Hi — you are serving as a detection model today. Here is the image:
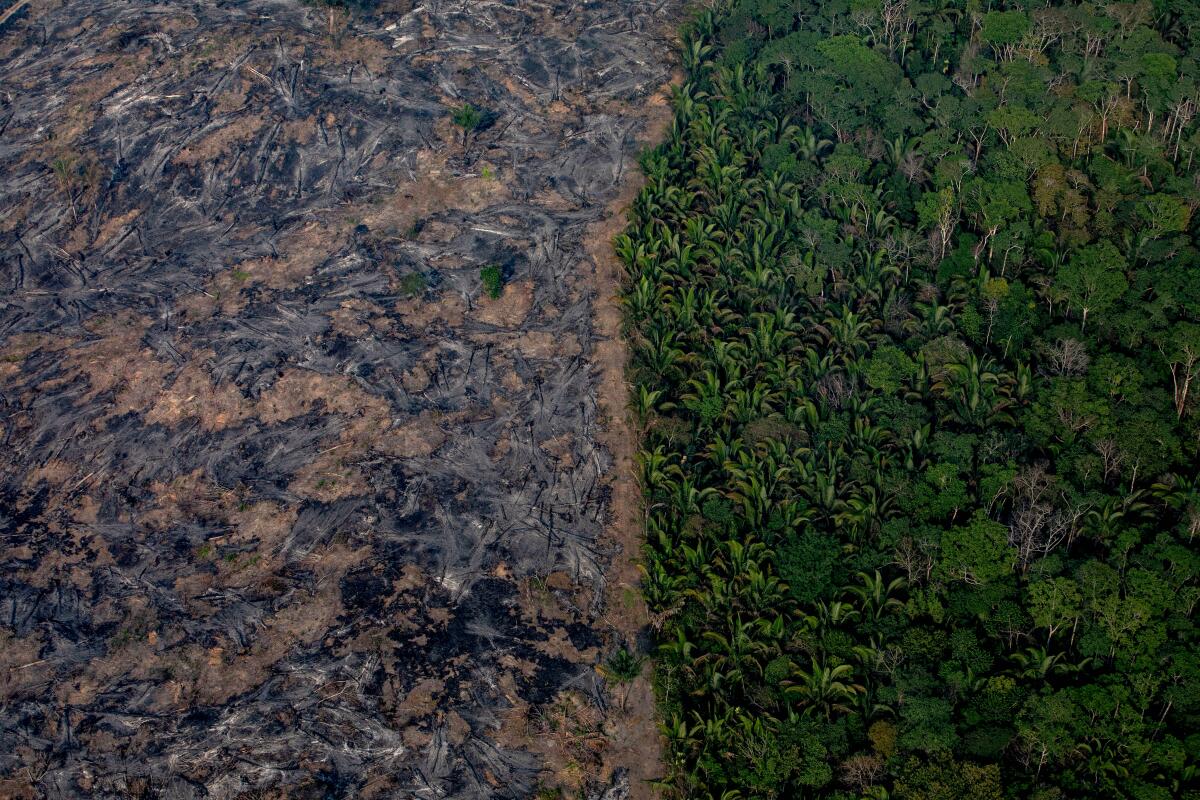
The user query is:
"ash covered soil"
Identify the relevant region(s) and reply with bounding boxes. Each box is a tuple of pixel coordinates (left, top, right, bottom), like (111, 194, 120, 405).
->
(0, 1, 678, 797)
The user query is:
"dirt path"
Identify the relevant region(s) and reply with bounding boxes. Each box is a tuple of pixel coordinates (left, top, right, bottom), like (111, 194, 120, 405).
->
(0, 1, 678, 797)
(580, 73, 680, 799)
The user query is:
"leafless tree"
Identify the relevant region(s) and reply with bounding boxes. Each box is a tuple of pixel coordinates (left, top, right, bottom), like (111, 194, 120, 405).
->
(893, 535, 935, 585)
(1043, 337, 1090, 376)
(815, 371, 852, 410)
(1094, 438, 1125, 484)
(841, 754, 885, 791)
(1008, 465, 1090, 570)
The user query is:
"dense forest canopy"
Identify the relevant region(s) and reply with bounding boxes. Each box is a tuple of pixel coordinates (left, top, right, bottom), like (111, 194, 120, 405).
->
(618, 0, 1200, 797)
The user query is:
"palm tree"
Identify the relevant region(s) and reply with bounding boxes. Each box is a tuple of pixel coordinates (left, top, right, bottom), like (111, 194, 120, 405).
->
(681, 37, 715, 75)
(786, 658, 866, 719)
(1152, 473, 1200, 542)
(794, 126, 834, 162)
(815, 599, 861, 629)
(601, 647, 647, 710)
(933, 354, 1015, 427)
(631, 385, 675, 430)
(640, 556, 685, 612)
(1009, 646, 1092, 680)
(699, 615, 773, 692)
(451, 103, 485, 146)
(845, 570, 907, 620)
(637, 447, 684, 497)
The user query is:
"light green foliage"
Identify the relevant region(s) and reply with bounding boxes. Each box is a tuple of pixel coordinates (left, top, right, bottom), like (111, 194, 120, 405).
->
(1054, 241, 1128, 330)
(864, 345, 916, 394)
(939, 512, 1015, 585)
(1137, 193, 1192, 239)
(1027, 578, 1082, 640)
(451, 103, 486, 145)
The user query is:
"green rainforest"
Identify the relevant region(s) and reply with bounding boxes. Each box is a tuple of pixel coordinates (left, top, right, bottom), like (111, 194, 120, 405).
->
(618, 0, 1200, 797)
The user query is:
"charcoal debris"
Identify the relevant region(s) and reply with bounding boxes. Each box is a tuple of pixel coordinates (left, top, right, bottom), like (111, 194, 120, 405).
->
(0, 0, 677, 796)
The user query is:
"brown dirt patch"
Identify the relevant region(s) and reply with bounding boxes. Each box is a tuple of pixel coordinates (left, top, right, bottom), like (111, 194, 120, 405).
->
(480, 329, 580, 361)
(27, 49, 152, 159)
(328, 298, 390, 338)
(161, 543, 368, 708)
(312, 30, 392, 74)
(0, 631, 46, 703)
(257, 369, 388, 424)
(394, 678, 445, 726)
(211, 77, 250, 116)
(64, 207, 142, 255)
(372, 411, 448, 459)
(227, 500, 298, 552)
(173, 113, 267, 166)
(395, 292, 467, 330)
(144, 356, 252, 431)
(539, 432, 577, 468)
(496, 685, 608, 796)
(49, 312, 154, 403)
(287, 451, 368, 503)
(235, 221, 345, 291)
(475, 279, 534, 327)
(358, 142, 508, 239)
(535, 627, 599, 663)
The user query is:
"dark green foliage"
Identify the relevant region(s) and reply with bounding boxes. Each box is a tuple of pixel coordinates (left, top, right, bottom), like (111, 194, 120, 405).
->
(602, 647, 646, 684)
(621, 1, 1200, 797)
(480, 265, 504, 299)
(777, 531, 840, 604)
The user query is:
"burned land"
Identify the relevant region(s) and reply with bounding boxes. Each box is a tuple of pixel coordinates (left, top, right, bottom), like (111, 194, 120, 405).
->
(0, 0, 678, 797)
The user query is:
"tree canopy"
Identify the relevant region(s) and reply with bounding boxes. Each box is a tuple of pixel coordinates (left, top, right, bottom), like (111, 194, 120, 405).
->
(620, 0, 1200, 797)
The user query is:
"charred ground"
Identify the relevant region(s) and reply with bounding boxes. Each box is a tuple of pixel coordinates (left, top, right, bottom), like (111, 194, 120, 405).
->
(0, 1, 677, 797)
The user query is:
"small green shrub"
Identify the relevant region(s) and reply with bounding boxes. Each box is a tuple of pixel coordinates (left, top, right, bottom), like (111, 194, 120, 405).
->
(601, 647, 646, 684)
(480, 265, 504, 298)
(400, 271, 428, 298)
(452, 103, 486, 145)
(48, 152, 101, 222)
